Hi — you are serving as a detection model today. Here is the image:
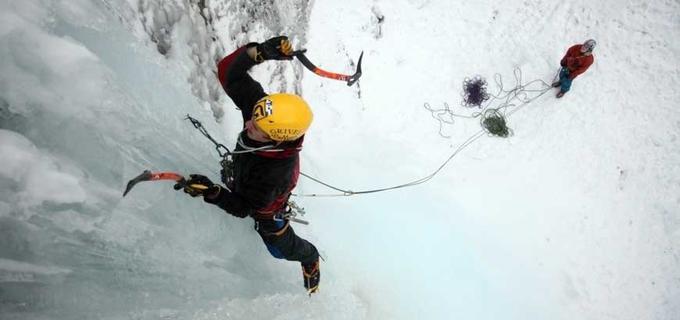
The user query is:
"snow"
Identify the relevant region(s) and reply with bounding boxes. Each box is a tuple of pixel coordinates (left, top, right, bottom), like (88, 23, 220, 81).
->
(1, 0, 679, 320)
(0, 130, 87, 208)
(0, 258, 71, 283)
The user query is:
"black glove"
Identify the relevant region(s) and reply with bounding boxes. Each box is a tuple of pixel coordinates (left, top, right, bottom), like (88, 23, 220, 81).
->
(254, 36, 294, 62)
(174, 174, 221, 198)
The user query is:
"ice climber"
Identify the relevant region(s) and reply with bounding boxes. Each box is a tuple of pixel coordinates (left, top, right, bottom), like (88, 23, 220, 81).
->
(175, 36, 321, 294)
(552, 39, 596, 98)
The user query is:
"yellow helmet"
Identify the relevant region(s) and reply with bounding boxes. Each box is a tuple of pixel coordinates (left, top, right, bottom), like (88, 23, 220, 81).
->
(252, 93, 313, 142)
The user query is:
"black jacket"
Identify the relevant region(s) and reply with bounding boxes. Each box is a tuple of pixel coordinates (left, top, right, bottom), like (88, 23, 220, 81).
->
(205, 44, 302, 219)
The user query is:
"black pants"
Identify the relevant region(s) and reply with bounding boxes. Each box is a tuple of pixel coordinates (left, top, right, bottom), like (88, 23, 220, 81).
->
(255, 219, 319, 266)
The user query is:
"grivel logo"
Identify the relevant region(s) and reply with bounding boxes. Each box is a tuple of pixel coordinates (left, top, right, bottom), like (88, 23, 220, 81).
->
(253, 99, 273, 121)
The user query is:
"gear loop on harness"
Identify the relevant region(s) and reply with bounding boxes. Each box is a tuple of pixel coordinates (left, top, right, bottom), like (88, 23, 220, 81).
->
(272, 200, 309, 225)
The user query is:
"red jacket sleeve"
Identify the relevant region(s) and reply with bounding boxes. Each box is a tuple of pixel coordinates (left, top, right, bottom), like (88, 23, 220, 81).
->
(216, 44, 267, 123)
(560, 45, 580, 66)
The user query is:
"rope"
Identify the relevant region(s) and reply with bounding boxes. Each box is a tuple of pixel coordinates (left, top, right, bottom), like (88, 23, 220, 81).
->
(294, 131, 485, 197)
(481, 108, 512, 137)
(461, 75, 491, 108)
(234, 135, 280, 153)
(491, 68, 557, 116)
(186, 114, 284, 155)
(423, 102, 480, 138)
(187, 67, 559, 198)
(423, 67, 556, 138)
(293, 67, 559, 197)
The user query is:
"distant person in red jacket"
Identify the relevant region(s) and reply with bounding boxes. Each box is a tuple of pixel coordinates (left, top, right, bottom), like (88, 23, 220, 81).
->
(552, 39, 596, 98)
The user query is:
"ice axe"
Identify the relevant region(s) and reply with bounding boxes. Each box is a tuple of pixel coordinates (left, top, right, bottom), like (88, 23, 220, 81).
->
(122, 170, 208, 197)
(292, 50, 363, 86)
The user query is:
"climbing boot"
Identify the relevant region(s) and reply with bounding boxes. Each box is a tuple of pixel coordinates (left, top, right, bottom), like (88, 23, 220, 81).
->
(302, 259, 320, 294)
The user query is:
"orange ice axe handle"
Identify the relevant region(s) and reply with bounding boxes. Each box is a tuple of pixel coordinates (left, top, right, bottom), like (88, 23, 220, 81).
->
(293, 50, 363, 86)
(123, 170, 186, 197)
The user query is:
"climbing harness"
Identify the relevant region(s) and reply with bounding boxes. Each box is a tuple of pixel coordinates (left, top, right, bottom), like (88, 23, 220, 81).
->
(275, 201, 308, 225)
(184, 115, 307, 223)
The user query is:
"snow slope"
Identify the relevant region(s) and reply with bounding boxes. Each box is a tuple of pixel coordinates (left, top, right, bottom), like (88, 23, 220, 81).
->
(300, 1, 680, 319)
(1, 0, 678, 319)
